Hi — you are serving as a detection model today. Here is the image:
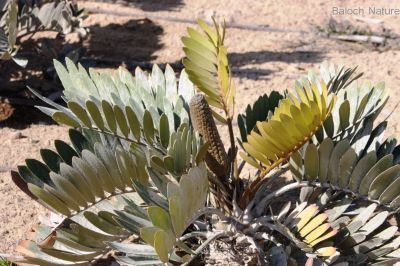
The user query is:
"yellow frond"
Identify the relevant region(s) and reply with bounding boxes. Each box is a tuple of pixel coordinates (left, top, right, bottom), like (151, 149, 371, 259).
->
(316, 246, 337, 257)
(299, 213, 328, 237)
(296, 204, 319, 231)
(240, 79, 336, 200)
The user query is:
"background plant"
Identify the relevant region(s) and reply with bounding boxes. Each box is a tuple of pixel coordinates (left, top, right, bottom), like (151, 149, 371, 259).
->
(10, 18, 400, 265)
(0, 0, 85, 67)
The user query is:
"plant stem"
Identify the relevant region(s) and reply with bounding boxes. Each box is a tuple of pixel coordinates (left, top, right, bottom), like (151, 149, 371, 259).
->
(186, 207, 228, 229)
(186, 207, 247, 233)
(82, 126, 166, 154)
(239, 160, 288, 208)
(253, 166, 289, 197)
(179, 231, 208, 242)
(237, 159, 246, 176)
(17, 28, 42, 41)
(254, 182, 309, 214)
(250, 158, 287, 192)
(69, 189, 134, 219)
(182, 231, 228, 265)
(242, 166, 288, 221)
(226, 117, 238, 179)
(246, 235, 268, 266)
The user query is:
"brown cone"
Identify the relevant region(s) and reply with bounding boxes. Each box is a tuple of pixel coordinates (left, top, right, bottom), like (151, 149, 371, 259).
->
(189, 94, 229, 179)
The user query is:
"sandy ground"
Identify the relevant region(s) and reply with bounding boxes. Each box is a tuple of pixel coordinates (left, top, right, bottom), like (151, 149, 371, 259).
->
(1, 0, 400, 259)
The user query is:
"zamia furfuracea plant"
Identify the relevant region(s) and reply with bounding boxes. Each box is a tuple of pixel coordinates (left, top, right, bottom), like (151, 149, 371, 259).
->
(1, 0, 85, 67)
(9, 18, 400, 265)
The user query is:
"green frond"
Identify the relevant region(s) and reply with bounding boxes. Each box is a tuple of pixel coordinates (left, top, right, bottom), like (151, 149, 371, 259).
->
(1, 1, 84, 66)
(13, 128, 208, 265)
(141, 164, 208, 262)
(33, 60, 206, 176)
(53, 58, 194, 132)
(291, 137, 400, 209)
(12, 130, 151, 265)
(14, 129, 148, 210)
(316, 80, 389, 149)
(32, 1, 83, 34)
(149, 123, 208, 178)
(237, 91, 284, 142)
(182, 18, 235, 121)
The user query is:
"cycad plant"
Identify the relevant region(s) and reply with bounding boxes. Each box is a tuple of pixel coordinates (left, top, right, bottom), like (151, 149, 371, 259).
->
(1, 0, 84, 67)
(10, 18, 400, 265)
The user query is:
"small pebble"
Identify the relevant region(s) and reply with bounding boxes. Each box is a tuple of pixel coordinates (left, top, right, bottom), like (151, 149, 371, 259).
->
(12, 132, 24, 140)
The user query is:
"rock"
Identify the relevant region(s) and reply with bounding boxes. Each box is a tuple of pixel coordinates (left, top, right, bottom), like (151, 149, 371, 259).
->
(12, 132, 25, 140)
(0, 101, 14, 122)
